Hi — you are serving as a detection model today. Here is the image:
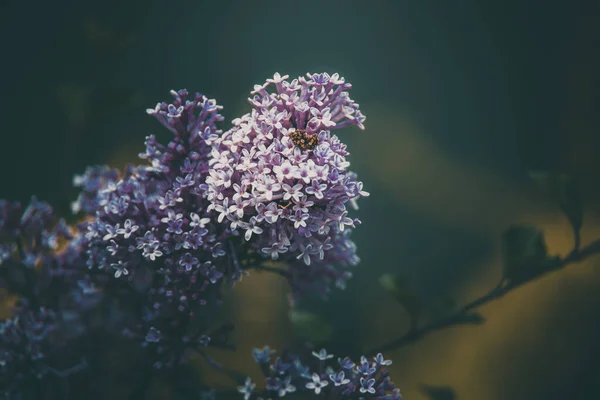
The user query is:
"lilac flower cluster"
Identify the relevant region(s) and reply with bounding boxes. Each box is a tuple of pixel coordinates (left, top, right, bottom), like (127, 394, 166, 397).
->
(206, 73, 368, 297)
(71, 165, 120, 215)
(79, 90, 243, 367)
(0, 302, 58, 391)
(0, 197, 72, 272)
(0, 199, 92, 396)
(82, 90, 232, 285)
(283, 229, 358, 301)
(0, 198, 96, 302)
(239, 346, 401, 399)
(0, 73, 373, 396)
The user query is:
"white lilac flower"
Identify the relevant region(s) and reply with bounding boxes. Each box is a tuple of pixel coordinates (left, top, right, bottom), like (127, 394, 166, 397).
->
(329, 371, 350, 386)
(111, 261, 129, 278)
(117, 219, 139, 239)
(359, 377, 376, 394)
(305, 373, 328, 394)
(252, 345, 276, 364)
(238, 377, 256, 400)
(374, 353, 393, 366)
(312, 348, 334, 360)
(278, 376, 296, 397)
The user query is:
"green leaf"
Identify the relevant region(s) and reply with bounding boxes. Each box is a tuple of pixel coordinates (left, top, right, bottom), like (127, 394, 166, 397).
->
(289, 309, 333, 343)
(529, 171, 583, 236)
(420, 384, 457, 400)
(379, 274, 423, 327)
(501, 225, 549, 281)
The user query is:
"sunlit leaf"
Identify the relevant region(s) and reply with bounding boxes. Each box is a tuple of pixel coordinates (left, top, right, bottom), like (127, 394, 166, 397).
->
(501, 225, 549, 282)
(289, 309, 333, 343)
(379, 274, 423, 327)
(529, 171, 583, 237)
(420, 384, 457, 400)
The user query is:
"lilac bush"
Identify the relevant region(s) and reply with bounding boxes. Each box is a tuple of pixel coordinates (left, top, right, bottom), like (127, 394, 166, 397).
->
(0, 72, 395, 399)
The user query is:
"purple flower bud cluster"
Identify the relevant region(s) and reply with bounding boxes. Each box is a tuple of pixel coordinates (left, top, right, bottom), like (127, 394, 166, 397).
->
(0, 299, 90, 397)
(0, 199, 92, 397)
(0, 303, 58, 390)
(79, 90, 243, 368)
(0, 199, 96, 304)
(284, 229, 358, 301)
(83, 90, 233, 308)
(1, 198, 72, 271)
(206, 73, 368, 297)
(240, 346, 401, 400)
(71, 165, 120, 215)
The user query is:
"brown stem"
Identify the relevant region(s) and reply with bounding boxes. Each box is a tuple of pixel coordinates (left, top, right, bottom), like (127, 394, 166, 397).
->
(365, 238, 600, 356)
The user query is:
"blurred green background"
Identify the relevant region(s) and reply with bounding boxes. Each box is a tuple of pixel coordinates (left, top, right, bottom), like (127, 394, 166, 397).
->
(1, 0, 600, 399)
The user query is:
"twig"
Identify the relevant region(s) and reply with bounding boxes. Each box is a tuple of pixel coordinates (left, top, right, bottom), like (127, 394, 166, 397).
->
(365, 238, 600, 356)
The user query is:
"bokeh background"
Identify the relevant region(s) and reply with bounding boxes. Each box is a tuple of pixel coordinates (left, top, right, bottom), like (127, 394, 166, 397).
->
(1, 0, 600, 399)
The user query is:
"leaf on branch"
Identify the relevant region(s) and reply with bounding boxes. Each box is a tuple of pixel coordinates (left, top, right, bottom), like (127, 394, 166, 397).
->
(501, 225, 549, 282)
(289, 309, 333, 343)
(420, 384, 457, 400)
(379, 274, 423, 328)
(528, 171, 583, 237)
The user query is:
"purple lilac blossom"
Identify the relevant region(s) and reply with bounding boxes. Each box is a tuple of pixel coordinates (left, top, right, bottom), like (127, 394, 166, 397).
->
(81, 90, 229, 298)
(79, 90, 241, 367)
(241, 346, 401, 399)
(0, 197, 91, 291)
(0, 302, 58, 391)
(284, 229, 359, 302)
(206, 72, 368, 297)
(0, 198, 71, 271)
(71, 165, 120, 215)
(0, 199, 93, 396)
(1, 74, 375, 395)
(0, 299, 90, 397)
